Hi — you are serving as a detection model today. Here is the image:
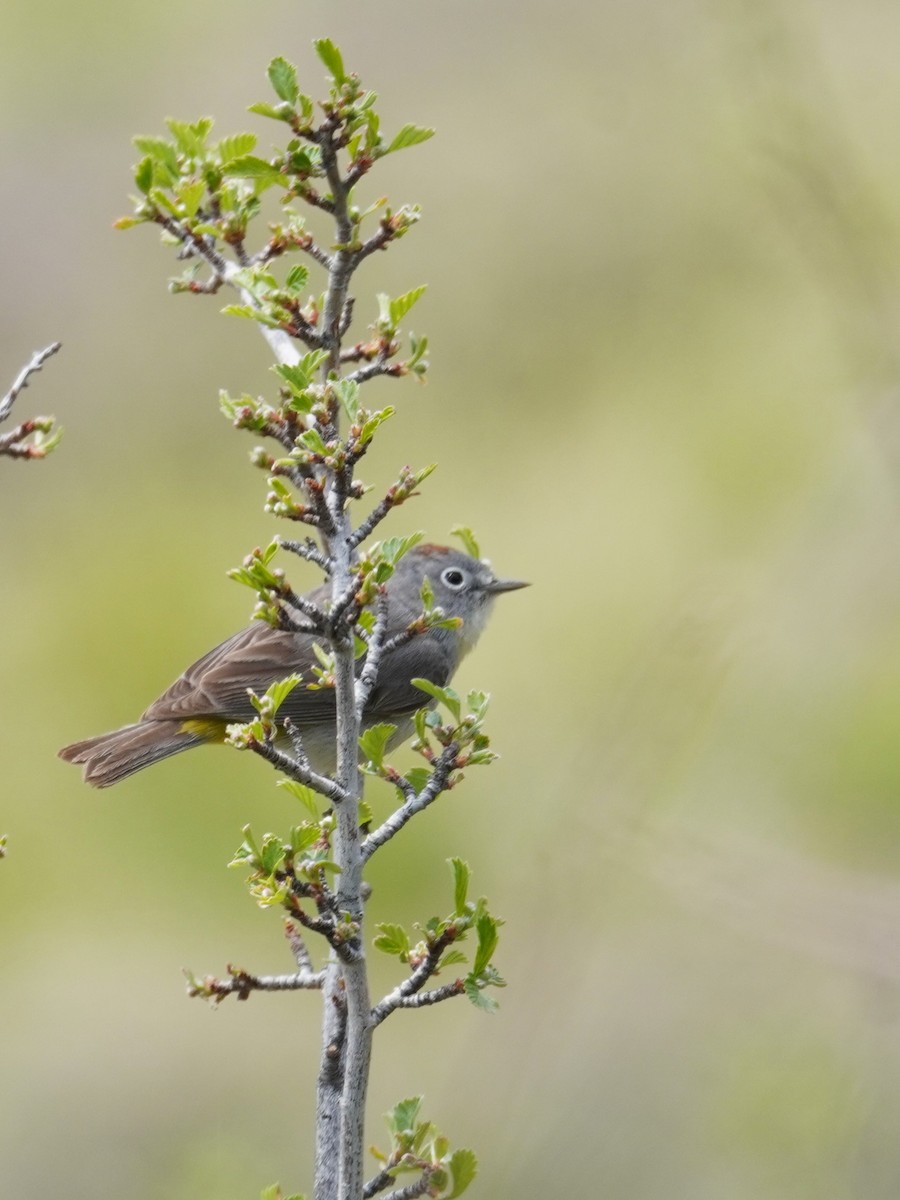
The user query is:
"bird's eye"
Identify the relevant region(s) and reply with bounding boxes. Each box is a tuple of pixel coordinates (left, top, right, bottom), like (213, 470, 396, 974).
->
(441, 567, 467, 589)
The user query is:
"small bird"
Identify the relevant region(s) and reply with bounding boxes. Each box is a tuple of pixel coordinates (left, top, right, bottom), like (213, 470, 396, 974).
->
(59, 544, 527, 787)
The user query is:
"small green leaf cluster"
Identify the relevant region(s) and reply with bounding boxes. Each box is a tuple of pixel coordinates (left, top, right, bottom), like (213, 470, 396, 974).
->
(374, 859, 505, 1013)
(117, 47, 432, 382)
(371, 1097, 477, 1199)
(226, 541, 299, 630)
(251, 42, 433, 160)
(0, 415, 62, 461)
(361, 689, 495, 803)
(119, 117, 266, 246)
(229, 821, 338, 909)
(224, 673, 306, 750)
(412, 685, 496, 767)
(259, 1183, 305, 1200)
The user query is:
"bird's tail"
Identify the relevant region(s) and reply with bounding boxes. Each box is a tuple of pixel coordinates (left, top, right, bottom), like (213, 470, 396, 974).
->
(58, 720, 211, 788)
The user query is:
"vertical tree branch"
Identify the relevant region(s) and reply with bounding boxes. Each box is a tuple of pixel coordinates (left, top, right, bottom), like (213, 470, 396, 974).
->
(314, 111, 373, 1200)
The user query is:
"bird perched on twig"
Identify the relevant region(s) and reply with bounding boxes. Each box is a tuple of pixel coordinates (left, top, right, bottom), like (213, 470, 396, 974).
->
(59, 544, 527, 787)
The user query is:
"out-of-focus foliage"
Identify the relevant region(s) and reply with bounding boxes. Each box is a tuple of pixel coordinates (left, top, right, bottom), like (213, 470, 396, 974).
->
(4, 1, 900, 1197)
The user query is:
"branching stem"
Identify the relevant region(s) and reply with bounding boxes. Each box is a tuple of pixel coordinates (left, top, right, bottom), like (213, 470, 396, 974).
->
(362, 743, 461, 861)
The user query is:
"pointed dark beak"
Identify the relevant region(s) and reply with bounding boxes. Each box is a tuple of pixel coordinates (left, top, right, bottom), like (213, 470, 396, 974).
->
(485, 576, 530, 594)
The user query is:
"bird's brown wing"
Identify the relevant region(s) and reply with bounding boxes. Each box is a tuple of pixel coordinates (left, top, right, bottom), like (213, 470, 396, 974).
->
(141, 622, 339, 724)
(141, 621, 457, 726)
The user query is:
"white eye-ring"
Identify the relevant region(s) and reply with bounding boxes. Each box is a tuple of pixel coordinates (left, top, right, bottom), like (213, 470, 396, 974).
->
(441, 567, 467, 589)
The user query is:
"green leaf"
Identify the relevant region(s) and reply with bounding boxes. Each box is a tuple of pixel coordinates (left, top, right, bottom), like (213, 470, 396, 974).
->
(298, 427, 329, 456)
(288, 823, 321, 854)
(248, 100, 293, 122)
(466, 690, 490, 721)
(450, 526, 480, 559)
(272, 351, 328, 393)
(134, 156, 153, 195)
(388, 1097, 422, 1135)
(447, 1148, 478, 1199)
(277, 779, 321, 818)
(463, 977, 499, 1012)
(165, 117, 212, 156)
(376, 292, 392, 328)
(385, 124, 435, 154)
(223, 155, 285, 188)
(259, 1184, 306, 1200)
(389, 284, 427, 327)
(133, 135, 179, 177)
(359, 722, 397, 769)
(404, 766, 431, 793)
(472, 912, 499, 977)
(334, 379, 360, 423)
(285, 263, 309, 292)
(166, 117, 213, 157)
(268, 673, 303, 713)
(420, 574, 435, 612)
(268, 56, 299, 104)
(357, 406, 395, 448)
(407, 332, 429, 375)
(177, 178, 205, 217)
(379, 532, 423, 566)
(217, 132, 257, 161)
(314, 38, 346, 84)
(259, 832, 287, 874)
(449, 857, 470, 916)
(411, 679, 461, 723)
(374, 923, 410, 960)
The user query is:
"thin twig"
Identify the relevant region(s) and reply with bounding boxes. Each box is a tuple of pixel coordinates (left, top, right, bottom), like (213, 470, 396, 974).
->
(349, 496, 395, 549)
(0, 342, 61, 424)
(282, 586, 328, 630)
(362, 1167, 396, 1199)
(345, 357, 403, 387)
(247, 737, 347, 805)
(355, 590, 389, 717)
(187, 966, 325, 1002)
(278, 536, 333, 572)
(284, 919, 315, 973)
(156, 214, 302, 367)
(370, 927, 459, 1026)
(390, 980, 465, 1012)
(362, 743, 460, 861)
(356, 220, 396, 265)
(380, 1175, 435, 1200)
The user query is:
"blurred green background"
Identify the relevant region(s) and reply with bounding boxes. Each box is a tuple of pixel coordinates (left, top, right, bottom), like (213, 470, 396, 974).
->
(4, 0, 900, 1195)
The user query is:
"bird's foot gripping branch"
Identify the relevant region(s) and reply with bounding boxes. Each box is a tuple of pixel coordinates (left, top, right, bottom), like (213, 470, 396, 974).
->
(60, 39, 527, 1200)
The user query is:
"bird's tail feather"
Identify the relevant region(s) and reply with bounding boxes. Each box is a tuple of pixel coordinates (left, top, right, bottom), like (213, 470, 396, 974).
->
(58, 720, 209, 788)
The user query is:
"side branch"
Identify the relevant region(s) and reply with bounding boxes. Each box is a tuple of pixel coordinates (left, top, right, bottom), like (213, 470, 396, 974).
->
(156, 214, 301, 367)
(187, 966, 325, 1003)
(355, 590, 389, 717)
(0, 342, 61, 424)
(391, 981, 465, 1011)
(364, 1166, 436, 1200)
(370, 927, 459, 1027)
(380, 1174, 437, 1200)
(362, 743, 461, 861)
(246, 736, 348, 805)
